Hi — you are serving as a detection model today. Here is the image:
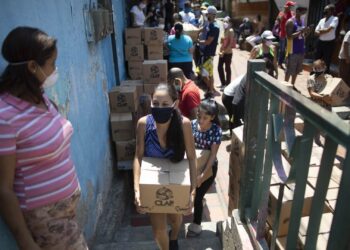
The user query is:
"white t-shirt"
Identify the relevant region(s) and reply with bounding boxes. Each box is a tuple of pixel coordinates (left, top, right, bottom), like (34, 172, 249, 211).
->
(130, 5, 145, 26)
(315, 15, 339, 41)
(179, 11, 195, 24)
(339, 31, 350, 59)
(224, 74, 245, 96)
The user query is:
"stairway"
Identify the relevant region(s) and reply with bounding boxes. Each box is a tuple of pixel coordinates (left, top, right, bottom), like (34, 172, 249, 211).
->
(92, 221, 222, 250)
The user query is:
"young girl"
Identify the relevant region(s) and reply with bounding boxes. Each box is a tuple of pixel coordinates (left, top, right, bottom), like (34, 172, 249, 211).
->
(187, 98, 222, 236)
(133, 83, 197, 250)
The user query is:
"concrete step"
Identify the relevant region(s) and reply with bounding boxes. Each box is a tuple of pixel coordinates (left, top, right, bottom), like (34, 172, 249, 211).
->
(93, 222, 221, 250)
(93, 236, 221, 250)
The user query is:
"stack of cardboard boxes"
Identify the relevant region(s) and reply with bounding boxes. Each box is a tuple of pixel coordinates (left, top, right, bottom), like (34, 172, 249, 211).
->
(125, 28, 143, 80)
(109, 85, 138, 169)
(228, 121, 341, 249)
(125, 27, 168, 97)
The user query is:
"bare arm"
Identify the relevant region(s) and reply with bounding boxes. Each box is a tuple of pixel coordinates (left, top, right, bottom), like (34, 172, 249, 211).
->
(133, 117, 146, 213)
(0, 154, 40, 250)
(199, 36, 215, 46)
(249, 46, 259, 59)
(286, 19, 301, 39)
(317, 25, 334, 35)
(182, 117, 197, 195)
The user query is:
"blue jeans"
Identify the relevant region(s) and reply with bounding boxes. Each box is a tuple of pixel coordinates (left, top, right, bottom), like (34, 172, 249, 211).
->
(278, 38, 286, 65)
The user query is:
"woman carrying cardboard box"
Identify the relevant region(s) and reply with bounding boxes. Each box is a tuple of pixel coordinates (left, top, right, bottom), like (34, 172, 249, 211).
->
(133, 83, 197, 250)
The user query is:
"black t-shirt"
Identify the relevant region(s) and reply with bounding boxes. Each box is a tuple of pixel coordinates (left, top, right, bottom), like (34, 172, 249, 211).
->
(203, 21, 220, 56)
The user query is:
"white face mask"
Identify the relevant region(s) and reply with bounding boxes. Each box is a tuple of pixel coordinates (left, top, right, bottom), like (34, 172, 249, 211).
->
(223, 23, 229, 29)
(40, 67, 59, 89)
(265, 40, 273, 46)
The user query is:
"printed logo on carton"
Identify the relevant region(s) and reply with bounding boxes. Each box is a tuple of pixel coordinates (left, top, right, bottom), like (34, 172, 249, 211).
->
(150, 65, 160, 79)
(335, 86, 346, 99)
(155, 187, 174, 207)
(124, 143, 136, 158)
(117, 94, 127, 107)
(130, 46, 139, 57)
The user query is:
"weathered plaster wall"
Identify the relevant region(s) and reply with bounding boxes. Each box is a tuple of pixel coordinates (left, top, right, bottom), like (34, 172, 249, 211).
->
(0, 1, 127, 249)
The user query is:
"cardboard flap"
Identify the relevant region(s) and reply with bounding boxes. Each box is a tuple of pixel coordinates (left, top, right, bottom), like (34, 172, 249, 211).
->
(170, 168, 191, 185)
(140, 168, 169, 185)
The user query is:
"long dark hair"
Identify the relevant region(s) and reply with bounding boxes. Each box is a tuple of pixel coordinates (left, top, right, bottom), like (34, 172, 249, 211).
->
(174, 22, 183, 39)
(154, 83, 185, 162)
(0, 27, 57, 104)
(199, 98, 221, 127)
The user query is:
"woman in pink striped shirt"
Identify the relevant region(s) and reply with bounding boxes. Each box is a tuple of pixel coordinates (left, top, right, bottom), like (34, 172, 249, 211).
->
(0, 27, 87, 249)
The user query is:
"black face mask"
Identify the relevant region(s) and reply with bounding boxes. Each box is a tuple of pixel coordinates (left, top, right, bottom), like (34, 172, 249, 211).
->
(151, 106, 174, 123)
(314, 71, 324, 78)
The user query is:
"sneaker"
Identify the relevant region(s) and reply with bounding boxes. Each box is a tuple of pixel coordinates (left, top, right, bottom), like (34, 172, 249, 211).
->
(187, 223, 202, 237)
(278, 64, 285, 70)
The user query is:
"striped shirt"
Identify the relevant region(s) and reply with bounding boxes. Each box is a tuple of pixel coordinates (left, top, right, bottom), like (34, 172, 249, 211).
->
(0, 93, 79, 210)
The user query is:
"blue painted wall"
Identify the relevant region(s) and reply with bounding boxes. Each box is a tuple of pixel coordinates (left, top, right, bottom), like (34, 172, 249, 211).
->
(0, 1, 127, 249)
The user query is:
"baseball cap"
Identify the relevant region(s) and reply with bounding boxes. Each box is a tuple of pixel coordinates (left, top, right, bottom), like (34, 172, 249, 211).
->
(207, 6, 217, 15)
(223, 16, 231, 22)
(284, 1, 296, 7)
(261, 30, 276, 40)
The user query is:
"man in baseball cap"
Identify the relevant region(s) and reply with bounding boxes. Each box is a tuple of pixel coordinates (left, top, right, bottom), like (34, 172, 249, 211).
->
(197, 5, 221, 96)
(277, 1, 296, 69)
(284, 1, 296, 7)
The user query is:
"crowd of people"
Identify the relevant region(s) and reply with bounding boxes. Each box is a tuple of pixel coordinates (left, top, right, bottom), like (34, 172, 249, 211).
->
(129, 0, 350, 249)
(0, 1, 349, 250)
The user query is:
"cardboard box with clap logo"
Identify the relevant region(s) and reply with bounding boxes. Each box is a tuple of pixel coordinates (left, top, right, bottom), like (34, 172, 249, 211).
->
(142, 60, 168, 84)
(128, 61, 143, 80)
(109, 86, 138, 113)
(115, 139, 136, 161)
(144, 27, 164, 45)
(110, 113, 135, 142)
(319, 77, 350, 106)
(139, 157, 191, 214)
(125, 44, 144, 61)
(125, 28, 142, 45)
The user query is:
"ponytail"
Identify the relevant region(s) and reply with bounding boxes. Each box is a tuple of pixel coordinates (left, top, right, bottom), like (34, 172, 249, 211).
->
(167, 109, 185, 162)
(175, 30, 181, 39)
(174, 22, 183, 40)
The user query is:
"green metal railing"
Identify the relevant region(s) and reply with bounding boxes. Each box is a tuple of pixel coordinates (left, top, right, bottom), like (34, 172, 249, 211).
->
(238, 60, 350, 249)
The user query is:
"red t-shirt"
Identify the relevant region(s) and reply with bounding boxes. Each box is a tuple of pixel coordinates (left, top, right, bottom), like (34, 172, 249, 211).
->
(179, 80, 200, 118)
(279, 10, 293, 39)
